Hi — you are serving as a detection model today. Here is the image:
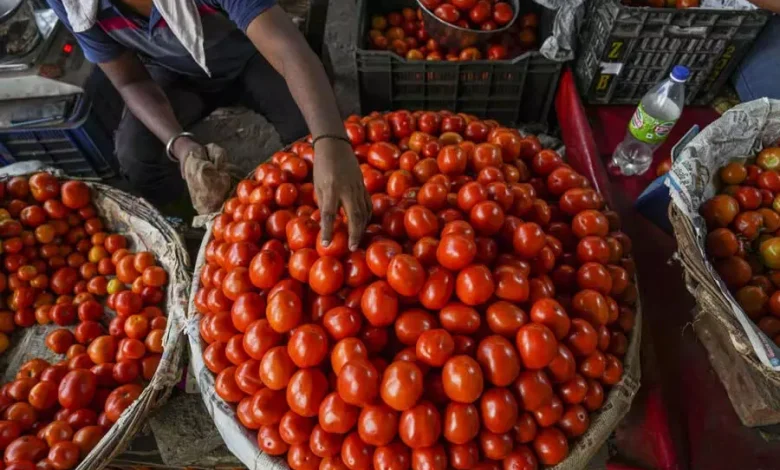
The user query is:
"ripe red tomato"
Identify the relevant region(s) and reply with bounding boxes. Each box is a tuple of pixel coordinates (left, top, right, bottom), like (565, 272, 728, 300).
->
(28, 381, 58, 411)
(57, 370, 96, 410)
(104, 384, 143, 423)
(533, 427, 569, 465)
(516, 323, 558, 370)
(287, 323, 327, 371)
(249, 249, 285, 289)
(361, 280, 399, 327)
(243, 319, 282, 360)
(478, 387, 518, 435)
(286, 369, 329, 417)
(476, 335, 521, 387)
(441, 355, 483, 403)
(266, 290, 303, 333)
(434, 4, 460, 23)
(380, 361, 424, 411)
(513, 370, 553, 414)
(3, 436, 48, 463)
(47, 441, 80, 470)
(72, 425, 104, 458)
(60, 181, 90, 209)
(455, 264, 495, 306)
(215, 366, 245, 403)
(405, 205, 439, 240)
(492, 1, 515, 24)
(338, 359, 379, 408)
(386, 254, 426, 297)
(398, 401, 441, 449)
(416, 329, 455, 367)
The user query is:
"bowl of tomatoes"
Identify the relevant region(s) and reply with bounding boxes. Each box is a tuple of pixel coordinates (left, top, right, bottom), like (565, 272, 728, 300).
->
(417, 0, 520, 50)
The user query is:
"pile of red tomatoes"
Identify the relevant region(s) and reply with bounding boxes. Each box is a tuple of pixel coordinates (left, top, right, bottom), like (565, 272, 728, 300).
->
(0, 174, 169, 470)
(368, 7, 538, 62)
(195, 110, 637, 470)
(702, 148, 780, 346)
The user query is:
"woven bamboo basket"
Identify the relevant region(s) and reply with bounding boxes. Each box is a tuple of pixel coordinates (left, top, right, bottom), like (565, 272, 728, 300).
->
(0, 162, 190, 470)
(185, 130, 642, 470)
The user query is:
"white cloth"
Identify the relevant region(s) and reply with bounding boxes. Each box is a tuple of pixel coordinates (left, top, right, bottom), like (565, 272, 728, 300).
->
(61, 0, 210, 75)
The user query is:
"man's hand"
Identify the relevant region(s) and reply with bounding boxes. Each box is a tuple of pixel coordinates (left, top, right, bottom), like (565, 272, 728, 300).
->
(182, 143, 238, 215)
(172, 135, 204, 174)
(313, 138, 372, 251)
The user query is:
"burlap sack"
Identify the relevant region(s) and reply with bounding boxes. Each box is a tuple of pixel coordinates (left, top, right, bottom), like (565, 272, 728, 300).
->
(185, 134, 641, 470)
(0, 162, 190, 470)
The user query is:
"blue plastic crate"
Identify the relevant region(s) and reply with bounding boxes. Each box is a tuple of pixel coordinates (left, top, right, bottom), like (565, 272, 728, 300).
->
(0, 69, 122, 180)
(0, 115, 116, 179)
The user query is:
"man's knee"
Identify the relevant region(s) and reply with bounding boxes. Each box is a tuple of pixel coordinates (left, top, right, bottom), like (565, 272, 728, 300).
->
(115, 116, 184, 203)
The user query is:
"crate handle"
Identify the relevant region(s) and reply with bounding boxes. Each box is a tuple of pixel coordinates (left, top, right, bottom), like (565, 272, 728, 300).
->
(667, 25, 708, 38)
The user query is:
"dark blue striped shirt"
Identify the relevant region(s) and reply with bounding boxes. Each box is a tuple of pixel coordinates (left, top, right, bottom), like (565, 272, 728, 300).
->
(46, 0, 275, 79)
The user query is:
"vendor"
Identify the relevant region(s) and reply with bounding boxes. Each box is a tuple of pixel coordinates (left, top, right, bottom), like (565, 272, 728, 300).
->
(734, 1, 780, 100)
(46, 0, 371, 249)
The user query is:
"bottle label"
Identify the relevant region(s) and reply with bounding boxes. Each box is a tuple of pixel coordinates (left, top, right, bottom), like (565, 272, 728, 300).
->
(628, 103, 677, 145)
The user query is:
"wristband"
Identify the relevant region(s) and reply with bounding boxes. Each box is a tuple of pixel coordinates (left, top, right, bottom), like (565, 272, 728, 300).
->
(311, 134, 352, 148)
(166, 132, 196, 162)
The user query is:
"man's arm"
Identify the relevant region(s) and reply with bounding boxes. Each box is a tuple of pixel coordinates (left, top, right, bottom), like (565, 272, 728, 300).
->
(98, 52, 201, 165)
(245, 6, 345, 143)
(245, 6, 371, 249)
(748, 0, 780, 13)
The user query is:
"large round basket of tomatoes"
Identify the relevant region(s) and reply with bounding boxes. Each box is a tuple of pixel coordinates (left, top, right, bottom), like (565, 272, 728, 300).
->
(188, 111, 641, 470)
(0, 165, 189, 470)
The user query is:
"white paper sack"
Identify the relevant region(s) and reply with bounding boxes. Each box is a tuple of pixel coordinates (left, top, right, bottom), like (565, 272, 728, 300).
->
(667, 98, 780, 371)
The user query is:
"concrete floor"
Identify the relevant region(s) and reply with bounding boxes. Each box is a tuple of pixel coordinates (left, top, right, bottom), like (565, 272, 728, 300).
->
(191, 0, 361, 177)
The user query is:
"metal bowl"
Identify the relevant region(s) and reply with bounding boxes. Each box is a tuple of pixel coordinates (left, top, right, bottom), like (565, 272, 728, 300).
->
(417, 0, 520, 51)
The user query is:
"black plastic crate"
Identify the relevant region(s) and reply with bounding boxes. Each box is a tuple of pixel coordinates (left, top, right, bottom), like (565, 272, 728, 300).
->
(575, 0, 769, 105)
(355, 0, 564, 126)
(0, 68, 122, 180)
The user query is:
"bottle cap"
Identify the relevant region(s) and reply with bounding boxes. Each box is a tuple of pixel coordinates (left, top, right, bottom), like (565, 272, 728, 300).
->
(671, 65, 690, 82)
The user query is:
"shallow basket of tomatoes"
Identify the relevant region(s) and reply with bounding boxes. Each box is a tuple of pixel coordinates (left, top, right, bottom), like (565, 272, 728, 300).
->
(0, 162, 189, 470)
(187, 110, 642, 470)
(355, 0, 564, 126)
(667, 100, 780, 413)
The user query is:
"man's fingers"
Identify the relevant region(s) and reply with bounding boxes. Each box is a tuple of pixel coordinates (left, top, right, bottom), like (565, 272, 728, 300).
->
(343, 187, 370, 251)
(318, 188, 339, 247)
